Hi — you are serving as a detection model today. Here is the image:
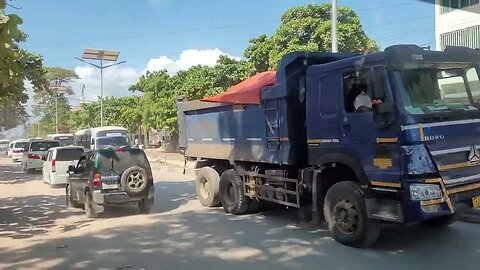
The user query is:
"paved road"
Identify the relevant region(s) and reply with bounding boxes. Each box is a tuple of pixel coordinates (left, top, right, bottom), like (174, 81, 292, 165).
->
(0, 157, 479, 270)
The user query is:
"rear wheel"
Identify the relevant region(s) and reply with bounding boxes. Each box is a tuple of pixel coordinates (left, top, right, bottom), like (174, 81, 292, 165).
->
(219, 169, 250, 215)
(85, 191, 98, 218)
(66, 184, 82, 208)
(324, 181, 380, 248)
(196, 167, 221, 207)
(138, 198, 154, 214)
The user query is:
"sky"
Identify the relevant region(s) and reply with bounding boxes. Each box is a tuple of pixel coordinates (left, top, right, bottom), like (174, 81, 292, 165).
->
(10, 0, 438, 104)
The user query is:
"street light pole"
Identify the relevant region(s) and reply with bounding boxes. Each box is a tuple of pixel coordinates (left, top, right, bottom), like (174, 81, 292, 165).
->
(100, 58, 104, 126)
(331, 0, 338, 53)
(55, 92, 58, 133)
(76, 49, 124, 127)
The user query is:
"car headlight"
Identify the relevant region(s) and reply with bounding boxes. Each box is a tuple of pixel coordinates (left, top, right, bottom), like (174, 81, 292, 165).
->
(410, 184, 442, 201)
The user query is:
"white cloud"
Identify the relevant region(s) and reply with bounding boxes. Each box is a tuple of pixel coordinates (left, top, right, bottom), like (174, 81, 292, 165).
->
(146, 48, 239, 75)
(72, 48, 240, 100)
(73, 65, 141, 102)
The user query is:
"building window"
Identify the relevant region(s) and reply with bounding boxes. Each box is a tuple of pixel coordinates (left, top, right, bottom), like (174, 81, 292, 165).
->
(440, 25, 480, 49)
(441, 0, 480, 14)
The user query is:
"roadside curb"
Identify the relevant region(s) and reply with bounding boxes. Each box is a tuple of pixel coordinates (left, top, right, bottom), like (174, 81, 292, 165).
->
(459, 208, 480, 224)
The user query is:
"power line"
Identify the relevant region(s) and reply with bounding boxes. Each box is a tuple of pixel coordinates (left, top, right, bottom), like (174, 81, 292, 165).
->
(28, 1, 417, 49)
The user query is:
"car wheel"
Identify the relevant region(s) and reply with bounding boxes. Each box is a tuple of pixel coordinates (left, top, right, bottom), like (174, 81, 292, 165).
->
(138, 197, 154, 214)
(84, 191, 98, 218)
(66, 184, 79, 208)
(195, 167, 221, 207)
(219, 169, 250, 215)
(324, 181, 380, 248)
(121, 166, 148, 196)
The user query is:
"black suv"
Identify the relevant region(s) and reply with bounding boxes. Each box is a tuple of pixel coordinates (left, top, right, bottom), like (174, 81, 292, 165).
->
(66, 147, 155, 218)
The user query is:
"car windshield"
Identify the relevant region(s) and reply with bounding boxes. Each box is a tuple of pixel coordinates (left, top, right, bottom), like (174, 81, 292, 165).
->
(14, 142, 27, 149)
(395, 64, 480, 115)
(55, 148, 84, 161)
(30, 141, 60, 152)
(96, 136, 130, 149)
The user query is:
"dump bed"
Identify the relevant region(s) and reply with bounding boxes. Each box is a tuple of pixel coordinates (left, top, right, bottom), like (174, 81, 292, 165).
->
(177, 51, 357, 165)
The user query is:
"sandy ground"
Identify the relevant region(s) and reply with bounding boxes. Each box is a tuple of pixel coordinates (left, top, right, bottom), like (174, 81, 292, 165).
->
(1, 157, 480, 270)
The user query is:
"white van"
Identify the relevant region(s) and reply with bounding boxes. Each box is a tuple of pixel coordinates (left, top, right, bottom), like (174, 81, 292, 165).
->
(47, 134, 74, 146)
(74, 126, 130, 150)
(9, 139, 28, 161)
(42, 146, 84, 187)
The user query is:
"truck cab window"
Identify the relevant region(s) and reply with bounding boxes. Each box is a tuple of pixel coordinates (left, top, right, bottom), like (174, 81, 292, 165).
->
(344, 67, 388, 113)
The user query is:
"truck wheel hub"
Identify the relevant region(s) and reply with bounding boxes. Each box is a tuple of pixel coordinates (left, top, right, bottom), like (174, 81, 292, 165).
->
(333, 200, 358, 234)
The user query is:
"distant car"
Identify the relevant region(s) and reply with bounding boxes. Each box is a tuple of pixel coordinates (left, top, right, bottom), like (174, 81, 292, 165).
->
(66, 147, 155, 218)
(0, 139, 9, 155)
(42, 146, 84, 187)
(21, 140, 60, 173)
(9, 139, 28, 162)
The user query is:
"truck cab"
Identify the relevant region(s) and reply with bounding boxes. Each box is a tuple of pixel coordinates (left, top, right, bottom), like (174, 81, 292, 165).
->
(305, 45, 480, 225)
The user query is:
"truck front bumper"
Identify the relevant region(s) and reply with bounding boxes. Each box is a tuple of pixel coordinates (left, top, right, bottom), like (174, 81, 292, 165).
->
(367, 180, 480, 224)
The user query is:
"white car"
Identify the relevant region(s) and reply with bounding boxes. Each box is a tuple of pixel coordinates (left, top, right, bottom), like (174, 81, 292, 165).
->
(42, 146, 84, 187)
(21, 140, 60, 173)
(9, 139, 28, 162)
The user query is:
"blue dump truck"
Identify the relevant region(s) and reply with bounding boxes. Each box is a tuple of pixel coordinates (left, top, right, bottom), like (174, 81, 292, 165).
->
(177, 45, 480, 247)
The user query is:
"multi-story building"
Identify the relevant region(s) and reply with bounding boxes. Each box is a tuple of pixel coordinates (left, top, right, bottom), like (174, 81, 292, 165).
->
(436, 0, 480, 50)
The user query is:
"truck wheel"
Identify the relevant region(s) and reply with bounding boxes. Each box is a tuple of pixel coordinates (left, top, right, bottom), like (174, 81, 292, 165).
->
(196, 167, 221, 207)
(422, 213, 458, 227)
(84, 191, 98, 218)
(324, 181, 380, 248)
(219, 169, 250, 215)
(248, 198, 264, 214)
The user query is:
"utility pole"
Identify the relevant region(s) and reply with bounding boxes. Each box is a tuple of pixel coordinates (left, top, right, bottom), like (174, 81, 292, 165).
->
(331, 0, 338, 53)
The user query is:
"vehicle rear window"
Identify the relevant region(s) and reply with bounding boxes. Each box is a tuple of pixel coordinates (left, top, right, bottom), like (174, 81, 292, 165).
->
(56, 148, 84, 161)
(95, 148, 150, 174)
(30, 141, 60, 151)
(54, 137, 74, 146)
(0, 142, 8, 146)
(15, 142, 27, 148)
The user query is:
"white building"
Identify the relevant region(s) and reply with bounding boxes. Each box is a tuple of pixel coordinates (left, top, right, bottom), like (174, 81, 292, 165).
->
(435, 0, 480, 50)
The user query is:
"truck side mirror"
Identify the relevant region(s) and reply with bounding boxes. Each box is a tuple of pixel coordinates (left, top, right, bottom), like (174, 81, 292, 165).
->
(373, 101, 395, 127)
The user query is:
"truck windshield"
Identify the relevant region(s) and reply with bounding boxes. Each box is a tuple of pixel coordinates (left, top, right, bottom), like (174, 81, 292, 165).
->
(395, 64, 480, 116)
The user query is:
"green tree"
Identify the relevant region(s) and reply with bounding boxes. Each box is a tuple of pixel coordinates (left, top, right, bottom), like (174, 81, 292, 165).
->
(244, 3, 379, 71)
(0, 0, 48, 130)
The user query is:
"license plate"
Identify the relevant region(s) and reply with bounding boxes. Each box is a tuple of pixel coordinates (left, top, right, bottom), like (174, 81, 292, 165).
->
(473, 196, 480, 208)
(102, 181, 119, 190)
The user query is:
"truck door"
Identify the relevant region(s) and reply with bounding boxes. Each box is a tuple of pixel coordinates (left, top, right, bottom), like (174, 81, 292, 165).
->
(341, 66, 400, 183)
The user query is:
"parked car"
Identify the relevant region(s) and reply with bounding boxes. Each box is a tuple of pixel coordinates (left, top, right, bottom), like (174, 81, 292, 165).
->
(9, 139, 28, 161)
(42, 146, 84, 187)
(66, 147, 155, 218)
(0, 139, 9, 156)
(21, 140, 60, 173)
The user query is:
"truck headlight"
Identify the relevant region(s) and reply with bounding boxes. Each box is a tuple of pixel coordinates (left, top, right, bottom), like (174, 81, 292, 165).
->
(410, 184, 442, 201)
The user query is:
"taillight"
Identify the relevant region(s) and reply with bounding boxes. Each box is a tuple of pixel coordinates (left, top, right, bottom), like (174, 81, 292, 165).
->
(93, 173, 101, 188)
(13, 149, 21, 153)
(51, 159, 56, 173)
(28, 154, 40, 159)
(115, 148, 126, 152)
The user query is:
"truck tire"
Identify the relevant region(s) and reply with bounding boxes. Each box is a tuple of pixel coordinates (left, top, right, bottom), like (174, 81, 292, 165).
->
(121, 166, 148, 196)
(248, 198, 264, 214)
(219, 169, 250, 215)
(422, 213, 458, 227)
(138, 197, 154, 214)
(324, 181, 380, 248)
(196, 167, 221, 207)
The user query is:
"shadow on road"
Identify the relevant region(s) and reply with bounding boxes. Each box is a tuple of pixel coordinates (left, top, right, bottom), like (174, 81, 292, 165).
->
(0, 194, 87, 239)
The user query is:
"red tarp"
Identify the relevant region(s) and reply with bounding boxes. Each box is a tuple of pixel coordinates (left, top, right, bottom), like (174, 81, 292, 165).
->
(201, 71, 276, 105)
